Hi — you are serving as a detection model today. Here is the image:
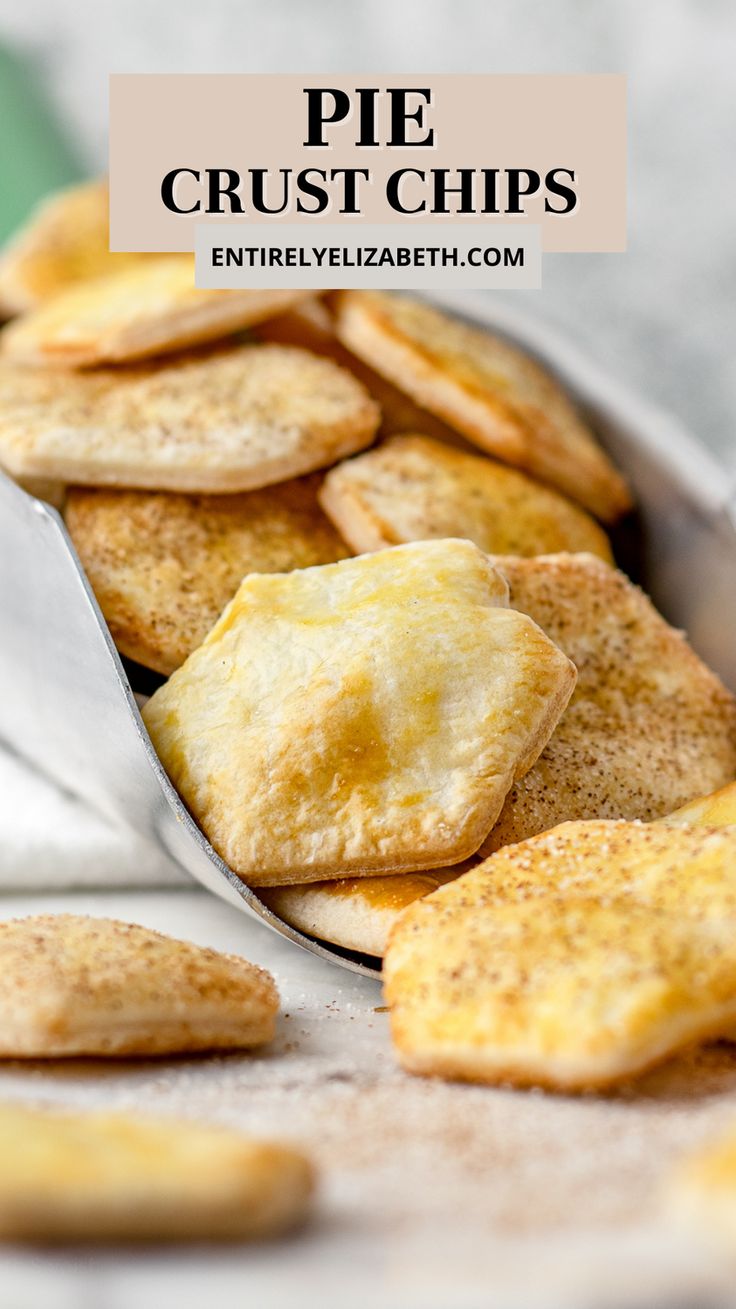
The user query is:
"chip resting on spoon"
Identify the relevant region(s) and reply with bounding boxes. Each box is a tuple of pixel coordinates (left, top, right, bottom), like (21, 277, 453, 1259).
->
(0, 344, 379, 492)
(0, 179, 160, 315)
(260, 778, 736, 961)
(320, 434, 612, 560)
(333, 290, 632, 522)
(481, 552, 736, 853)
(0, 254, 313, 366)
(143, 539, 576, 885)
(65, 475, 350, 675)
(259, 866, 469, 959)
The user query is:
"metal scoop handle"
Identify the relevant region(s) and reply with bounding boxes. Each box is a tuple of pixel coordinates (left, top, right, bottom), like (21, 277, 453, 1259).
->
(0, 472, 379, 976)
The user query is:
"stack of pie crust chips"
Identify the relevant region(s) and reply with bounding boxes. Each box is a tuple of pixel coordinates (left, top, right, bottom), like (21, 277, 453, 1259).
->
(1, 182, 736, 1244)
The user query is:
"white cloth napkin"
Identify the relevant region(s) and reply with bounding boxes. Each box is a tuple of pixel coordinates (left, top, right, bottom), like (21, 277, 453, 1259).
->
(0, 745, 187, 890)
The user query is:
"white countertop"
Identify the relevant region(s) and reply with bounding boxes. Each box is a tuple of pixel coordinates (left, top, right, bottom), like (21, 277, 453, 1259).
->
(1, 887, 736, 1309)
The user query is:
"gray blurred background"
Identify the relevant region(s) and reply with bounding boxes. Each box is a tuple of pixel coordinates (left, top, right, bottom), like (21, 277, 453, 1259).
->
(0, 0, 734, 467)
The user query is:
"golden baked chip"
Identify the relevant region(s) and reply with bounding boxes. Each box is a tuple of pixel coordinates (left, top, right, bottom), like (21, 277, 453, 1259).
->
(0, 1104, 313, 1242)
(0, 179, 159, 315)
(384, 820, 736, 1091)
(259, 865, 469, 958)
(661, 781, 736, 828)
(671, 1124, 736, 1247)
(264, 778, 736, 961)
(259, 297, 470, 447)
(320, 434, 613, 560)
(66, 477, 350, 675)
(333, 290, 632, 522)
(0, 344, 379, 492)
(0, 915, 278, 1056)
(143, 539, 576, 885)
(481, 554, 736, 854)
(0, 254, 311, 366)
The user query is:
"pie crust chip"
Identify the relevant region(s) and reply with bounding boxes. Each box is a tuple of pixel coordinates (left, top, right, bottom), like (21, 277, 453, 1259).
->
(259, 780, 736, 960)
(0, 179, 160, 315)
(0, 254, 312, 366)
(333, 290, 632, 522)
(66, 476, 350, 675)
(0, 344, 379, 492)
(384, 820, 736, 1091)
(320, 434, 612, 560)
(259, 865, 470, 958)
(481, 553, 736, 854)
(0, 915, 279, 1056)
(0, 1103, 314, 1242)
(143, 539, 576, 885)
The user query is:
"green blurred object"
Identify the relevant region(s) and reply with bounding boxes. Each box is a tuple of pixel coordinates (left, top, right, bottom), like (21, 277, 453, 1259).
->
(0, 44, 84, 244)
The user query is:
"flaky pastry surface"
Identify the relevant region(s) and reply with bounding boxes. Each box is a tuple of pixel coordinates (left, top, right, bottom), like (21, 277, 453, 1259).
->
(0, 344, 379, 492)
(0, 914, 278, 1056)
(1, 255, 311, 365)
(66, 476, 349, 674)
(143, 539, 575, 884)
(320, 434, 612, 560)
(334, 291, 631, 521)
(481, 553, 736, 852)
(385, 820, 736, 1090)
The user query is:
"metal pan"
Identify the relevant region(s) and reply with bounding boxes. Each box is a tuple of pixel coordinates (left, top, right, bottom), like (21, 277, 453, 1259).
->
(1, 292, 733, 977)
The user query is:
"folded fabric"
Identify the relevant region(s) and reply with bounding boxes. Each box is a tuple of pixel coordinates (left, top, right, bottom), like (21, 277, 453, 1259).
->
(0, 745, 186, 890)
